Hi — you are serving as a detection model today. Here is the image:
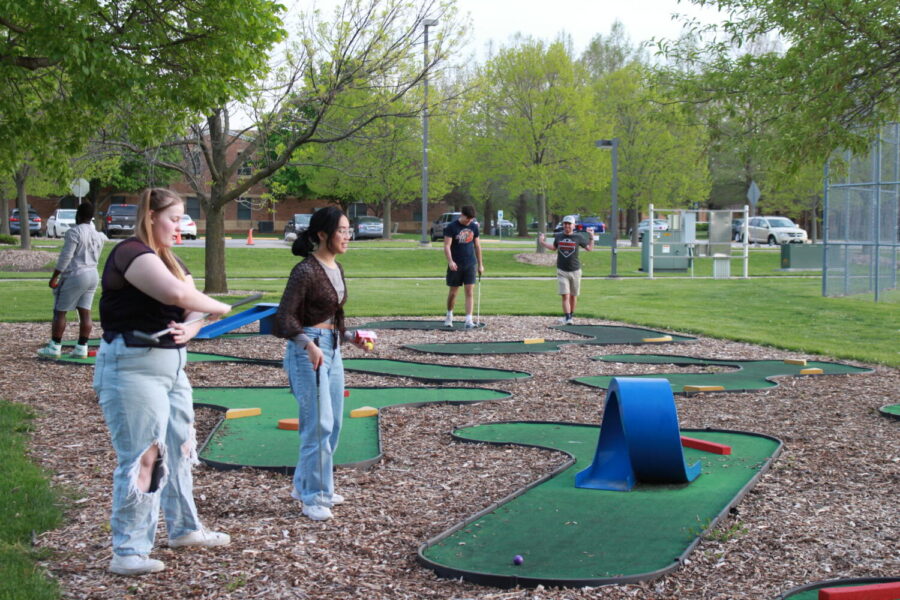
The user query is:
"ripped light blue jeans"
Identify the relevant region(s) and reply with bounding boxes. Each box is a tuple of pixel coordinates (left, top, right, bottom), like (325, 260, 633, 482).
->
(93, 336, 201, 557)
(284, 328, 344, 507)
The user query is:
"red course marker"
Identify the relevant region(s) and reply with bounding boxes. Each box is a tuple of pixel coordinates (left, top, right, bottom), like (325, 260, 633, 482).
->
(680, 436, 732, 455)
(818, 582, 900, 600)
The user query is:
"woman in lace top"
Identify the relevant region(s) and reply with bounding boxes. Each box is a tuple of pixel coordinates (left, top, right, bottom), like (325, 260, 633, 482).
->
(274, 206, 369, 521)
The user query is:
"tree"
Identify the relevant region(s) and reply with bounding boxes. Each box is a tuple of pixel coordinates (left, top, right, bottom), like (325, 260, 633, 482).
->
(478, 35, 607, 242)
(0, 0, 285, 171)
(658, 0, 900, 168)
(593, 65, 710, 244)
(111, 0, 465, 292)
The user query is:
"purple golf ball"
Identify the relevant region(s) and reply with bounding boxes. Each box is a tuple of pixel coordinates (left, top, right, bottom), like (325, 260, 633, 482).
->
(513, 554, 524, 566)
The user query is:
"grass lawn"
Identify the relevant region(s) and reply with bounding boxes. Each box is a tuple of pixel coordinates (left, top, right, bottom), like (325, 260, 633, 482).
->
(1, 242, 896, 365)
(0, 400, 62, 600)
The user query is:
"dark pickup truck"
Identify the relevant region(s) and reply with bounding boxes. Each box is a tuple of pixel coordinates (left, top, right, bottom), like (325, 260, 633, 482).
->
(103, 204, 138, 238)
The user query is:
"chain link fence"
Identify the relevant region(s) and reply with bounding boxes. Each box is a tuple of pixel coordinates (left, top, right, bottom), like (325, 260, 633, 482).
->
(823, 122, 900, 301)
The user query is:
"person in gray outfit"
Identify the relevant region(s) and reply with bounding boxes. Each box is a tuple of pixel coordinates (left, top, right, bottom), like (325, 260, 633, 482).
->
(37, 202, 106, 359)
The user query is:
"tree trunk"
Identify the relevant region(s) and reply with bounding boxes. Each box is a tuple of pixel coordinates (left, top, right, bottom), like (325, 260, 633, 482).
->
(382, 197, 392, 240)
(484, 196, 493, 235)
(203, 201, 228, 293)
(15, 166, 31, 250)
(516, 193, 528, 237)
(535, 191, 547, 253)
(0, 194, 9, 235)
(628, 206, 639, 247)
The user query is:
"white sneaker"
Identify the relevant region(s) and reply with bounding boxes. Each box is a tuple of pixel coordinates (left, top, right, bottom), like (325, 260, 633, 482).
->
(302, 504, 333, 521)
(464, 321, 476, 329)
(37, 342, 61, 359)
(69, 343, 88, 359)
(168, 527, 231, 548)
(292, 488, 344, 506)
(565, 317, 574, 325)
(109, 554, 165, 576)
(443, 316, 453, 327)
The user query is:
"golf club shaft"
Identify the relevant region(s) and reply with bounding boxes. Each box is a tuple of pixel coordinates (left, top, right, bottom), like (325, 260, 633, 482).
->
(133, 292, 264, 343)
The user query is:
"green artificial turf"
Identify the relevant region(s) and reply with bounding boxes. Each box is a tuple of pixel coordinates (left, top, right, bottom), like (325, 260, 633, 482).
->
(419, 422, 781, 587)
(879, 404, 900, 420)
(194, 386, 511, 470)
(405, 325, 695, 355)
(574, 354, 872, 393)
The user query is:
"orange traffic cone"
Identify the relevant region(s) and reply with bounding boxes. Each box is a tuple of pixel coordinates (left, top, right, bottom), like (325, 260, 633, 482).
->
(175, 230, 183, 245)
(246, 228, 255, 245)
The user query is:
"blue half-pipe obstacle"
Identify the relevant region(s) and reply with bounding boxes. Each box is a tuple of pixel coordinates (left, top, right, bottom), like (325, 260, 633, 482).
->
(195, 303, 279, 339)
(575, 378, 701, 491)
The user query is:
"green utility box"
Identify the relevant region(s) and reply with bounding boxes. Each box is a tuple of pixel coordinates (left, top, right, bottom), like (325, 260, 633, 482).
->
(641, 231, 692, 272)
(780, 243, 822, 270)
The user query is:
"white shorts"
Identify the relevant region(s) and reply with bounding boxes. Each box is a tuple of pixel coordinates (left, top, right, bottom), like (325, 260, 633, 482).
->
(557, 268, 582, 296)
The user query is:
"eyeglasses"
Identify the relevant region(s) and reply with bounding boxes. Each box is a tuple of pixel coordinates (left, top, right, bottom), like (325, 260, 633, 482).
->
(337, 228, 352, 237)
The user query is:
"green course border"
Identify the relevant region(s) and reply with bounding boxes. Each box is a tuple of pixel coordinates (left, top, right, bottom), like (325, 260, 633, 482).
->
(405, 324, 697, 355)
(354, 319, 486, 330)
(550, 324, 697, 344)
(775, 577, 900, 599)
(418, 421, 782, 589)
(878, 404, 900, 420)
(194, 385, 513, 472)
(52, 351, 532, 382)
(573, 353, 873, 394)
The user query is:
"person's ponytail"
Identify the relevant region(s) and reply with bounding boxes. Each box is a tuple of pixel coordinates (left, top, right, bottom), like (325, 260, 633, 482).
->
(292, 230, 314, 256)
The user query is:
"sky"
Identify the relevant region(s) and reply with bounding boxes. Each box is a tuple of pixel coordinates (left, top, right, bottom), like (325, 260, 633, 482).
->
(446, 0, 726, 60)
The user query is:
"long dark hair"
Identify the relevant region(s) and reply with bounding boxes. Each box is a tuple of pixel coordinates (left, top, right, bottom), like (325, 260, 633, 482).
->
(292, 206, 347, 257)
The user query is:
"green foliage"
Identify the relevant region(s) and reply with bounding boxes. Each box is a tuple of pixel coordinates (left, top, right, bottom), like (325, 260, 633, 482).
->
(658, 0, 900, 169)
(0, 0, 286, 172)
(0, 234, 16, 245)
(0, 400, 63, 600)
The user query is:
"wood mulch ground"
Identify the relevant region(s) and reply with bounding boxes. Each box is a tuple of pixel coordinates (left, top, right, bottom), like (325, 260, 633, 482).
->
(3, 317, 898, 599)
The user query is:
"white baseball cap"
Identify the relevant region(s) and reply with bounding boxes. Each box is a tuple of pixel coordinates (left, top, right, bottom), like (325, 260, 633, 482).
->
(562, 215, 576, 224)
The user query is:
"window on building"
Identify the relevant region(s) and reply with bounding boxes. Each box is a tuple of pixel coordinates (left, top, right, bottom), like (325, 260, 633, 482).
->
(186, 197, 202, 219)
(237, 198, 252, 220)
(237, 162, 252, 176)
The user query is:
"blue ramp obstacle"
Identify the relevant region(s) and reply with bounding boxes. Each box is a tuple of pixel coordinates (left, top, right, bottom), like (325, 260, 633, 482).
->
(575, 378, 701, 491)
(195, 303, 279, 339)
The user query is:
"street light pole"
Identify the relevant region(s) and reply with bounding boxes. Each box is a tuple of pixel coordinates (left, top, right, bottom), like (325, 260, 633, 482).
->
(596, 138, 620, 277)
(420, 18, 438, 246)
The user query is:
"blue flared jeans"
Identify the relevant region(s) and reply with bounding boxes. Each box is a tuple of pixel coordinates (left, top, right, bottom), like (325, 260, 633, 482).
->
(284, 328, 344, 507)
(93, 336, 201, 556)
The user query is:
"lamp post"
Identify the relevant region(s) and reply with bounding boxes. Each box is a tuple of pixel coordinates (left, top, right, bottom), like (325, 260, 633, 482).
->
(420, 18, 439, 246)
(596, 138, 620, 277)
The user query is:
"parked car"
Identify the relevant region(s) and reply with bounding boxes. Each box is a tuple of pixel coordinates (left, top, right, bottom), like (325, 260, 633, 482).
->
(491, 219, 516, 236)
(746, 216, 808, 245)
(632, 218, 669, 242)
(46, 209, 77, 238)
(731, 218, 745, 242)
(9, 208, 42, 236)
(553, 215, 606, 236)
(284, 213, 312, 239)
(103, 204, 138, 238)
(351, 216, 383, 240)
(430, 212, 461, 241)
(179, 214, 198, 239)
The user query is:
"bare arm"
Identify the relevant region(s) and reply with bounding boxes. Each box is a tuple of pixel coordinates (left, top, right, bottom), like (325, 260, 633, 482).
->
(474, 237, 484, 274)
(124, 254, 230, 316)
(537, 232, 556, 251)
(444, 236, 457, 271)
(585, 231, 595, 252)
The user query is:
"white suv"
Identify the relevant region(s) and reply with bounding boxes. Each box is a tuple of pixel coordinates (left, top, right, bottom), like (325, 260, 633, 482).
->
(745, 216, 808, 245)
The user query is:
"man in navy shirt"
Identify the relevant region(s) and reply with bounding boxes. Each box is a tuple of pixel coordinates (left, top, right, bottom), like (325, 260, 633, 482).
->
(442, 205, 484, 328)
